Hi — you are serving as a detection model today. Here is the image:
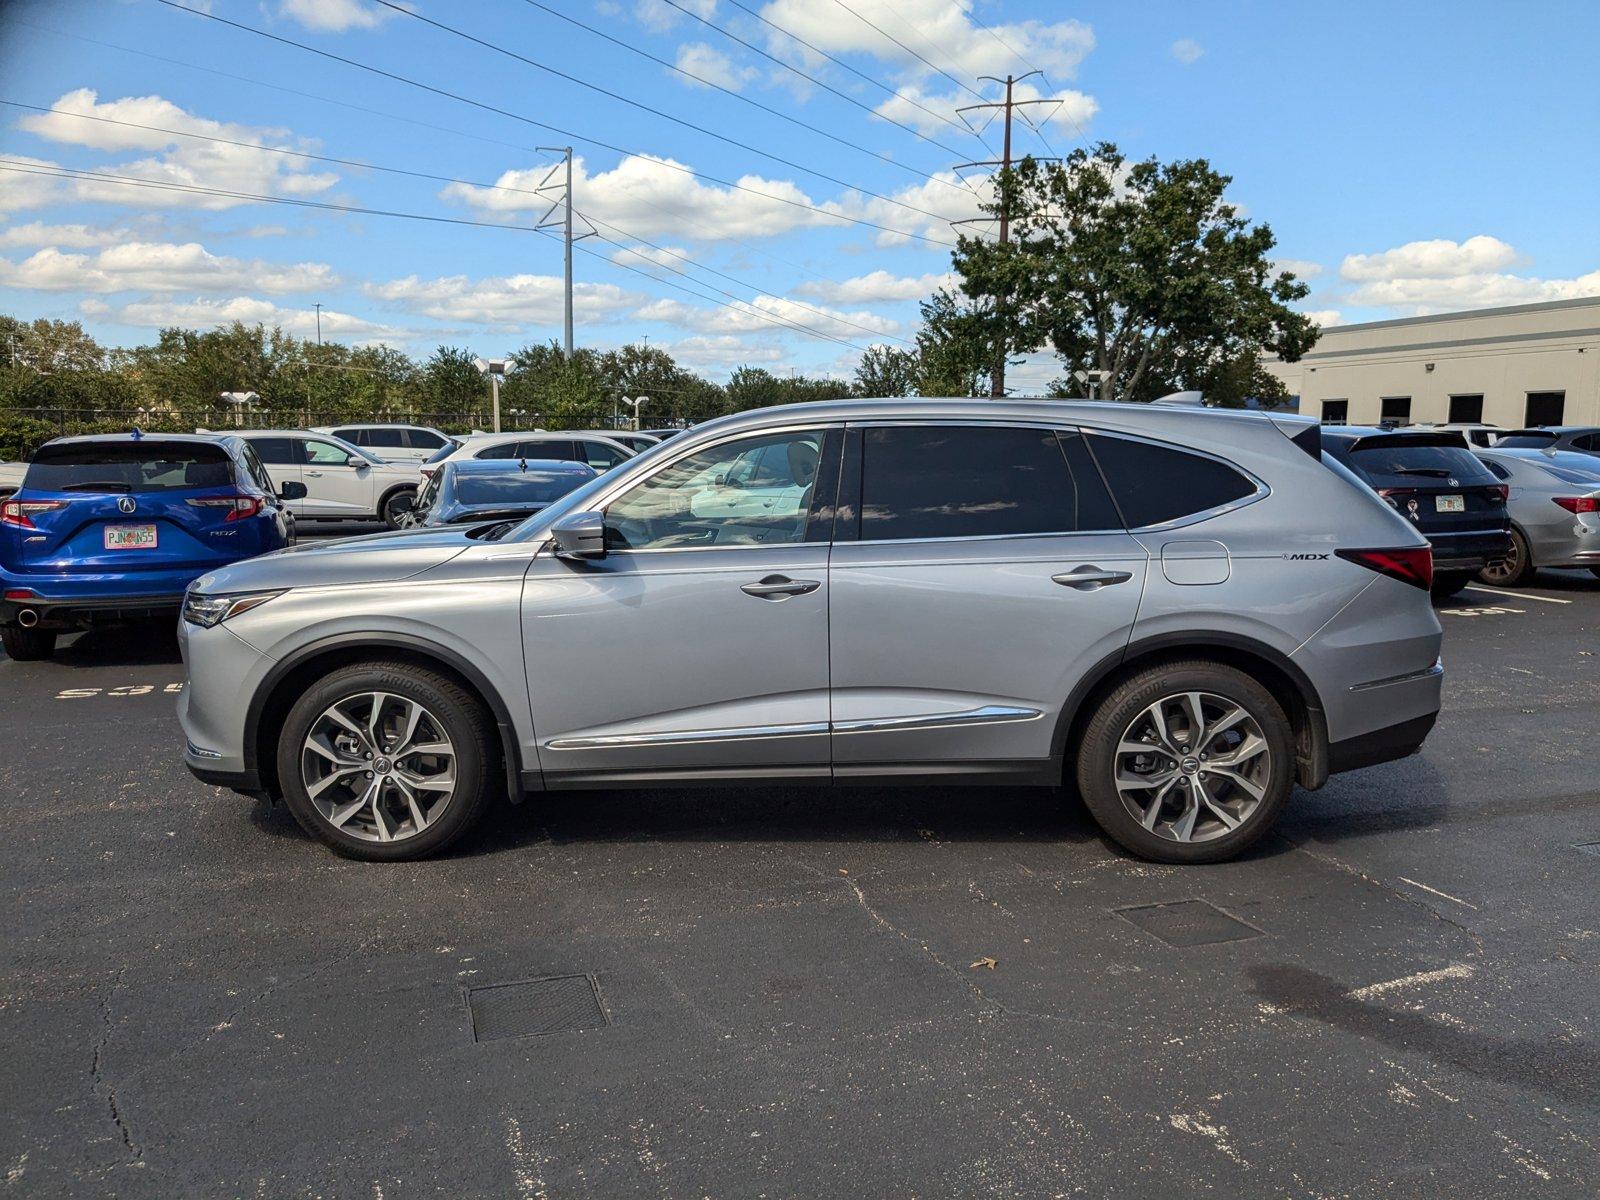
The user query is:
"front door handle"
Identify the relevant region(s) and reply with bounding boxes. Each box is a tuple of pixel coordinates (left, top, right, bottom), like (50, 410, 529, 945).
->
(1052, 566, 1133, 590)
(740, 575, 821, 599)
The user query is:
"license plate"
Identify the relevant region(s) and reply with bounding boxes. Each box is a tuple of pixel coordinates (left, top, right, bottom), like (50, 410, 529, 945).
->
(104, 524, 157, 550)
(1435, 494, 1465, 513)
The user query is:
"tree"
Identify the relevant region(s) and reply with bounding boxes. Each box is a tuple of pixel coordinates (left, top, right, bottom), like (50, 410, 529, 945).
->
(913, 290, 990, 397)
(422, 346, 488, 421)
(852, 344, 918, 397)
(951, 142, 1318, 401)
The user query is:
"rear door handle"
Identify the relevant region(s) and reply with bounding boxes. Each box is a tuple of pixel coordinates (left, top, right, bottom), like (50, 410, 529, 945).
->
(740, 575, 821, 599)
(1052, 566, 1133, 590)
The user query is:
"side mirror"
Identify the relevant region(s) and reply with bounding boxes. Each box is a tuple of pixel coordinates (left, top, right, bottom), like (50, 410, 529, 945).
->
(279, 481, 308, 500)
(347, 456, 367, 468)
(550, 510, 607, 561)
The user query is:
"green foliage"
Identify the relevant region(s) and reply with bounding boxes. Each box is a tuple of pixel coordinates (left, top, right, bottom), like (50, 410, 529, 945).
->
(944, 142, 1319, 402)
(852, 344, 920, 397)
(914, 290, 991, 397)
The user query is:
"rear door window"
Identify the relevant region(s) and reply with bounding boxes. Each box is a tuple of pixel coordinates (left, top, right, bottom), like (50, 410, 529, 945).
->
(364, 428, 406, 449)
(857, 424, 1106, 541)
(24, 441, 234, 492)
(406, 429, 448, 450)
(576, 439, 630, 471)
(248, 437, 299, 465)
(1085, 434, 1257, 528)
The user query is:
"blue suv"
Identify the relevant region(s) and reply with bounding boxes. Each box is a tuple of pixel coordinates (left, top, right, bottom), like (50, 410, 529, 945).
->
(0, 432, 304, 660)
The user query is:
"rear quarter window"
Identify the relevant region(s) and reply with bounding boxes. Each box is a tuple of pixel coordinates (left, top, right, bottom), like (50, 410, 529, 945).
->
(1085, 434, 1257, 528)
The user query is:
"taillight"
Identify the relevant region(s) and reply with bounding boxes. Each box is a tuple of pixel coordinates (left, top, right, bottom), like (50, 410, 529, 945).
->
(1336, 546, 1434, 591)
(1484, 485, 1509, 502)
(0, 499, 65, 529)
(1374, 487, 1415, 510)
(187, 495, 264, 521)
(1553, 496, 1599, 515)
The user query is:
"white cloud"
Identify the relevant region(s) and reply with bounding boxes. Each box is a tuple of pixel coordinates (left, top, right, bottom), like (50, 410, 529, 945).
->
(794, 269, 949, 303)
(0, 242, 336, 295)
(1170, 38, 1204, 64)
(442, 153, 842, 241)
(1335, 235, 1600, 314)
(276, 0, 393, 32)
(875, 79, 1096, 139)
(610, 244, 693, 270)
(17, 89, 337, 210)
(365, 272, 641, 329)
(635, 294, 900, 340)
(674, 42, 759, 89)
(0, 156, 68, 213)
(758, 0, 1094, 83)
(1339, 235, 1519, 282)
(664, 334, 787, 371)
(835, 169, 986, 246)
(1272, 257, 1324, 280)
(105, 297, 410, 343)
(636, 0, 715, 31)
(1302, 309, 1343, 327)
(0, 222, 136, 250)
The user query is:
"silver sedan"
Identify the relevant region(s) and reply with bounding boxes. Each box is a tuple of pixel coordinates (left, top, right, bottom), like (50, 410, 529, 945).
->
(1474, 448, 1600, 585)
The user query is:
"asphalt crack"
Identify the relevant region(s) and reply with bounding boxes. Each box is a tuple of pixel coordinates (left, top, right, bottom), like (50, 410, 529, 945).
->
(90, 967, 140, 1165)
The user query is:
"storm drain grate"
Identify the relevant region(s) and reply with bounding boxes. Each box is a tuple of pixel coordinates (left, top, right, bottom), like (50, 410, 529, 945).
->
(467, 974, 608, 1042)
(1578, 843, 1600, 858)
(1115, 899, 1263, 947)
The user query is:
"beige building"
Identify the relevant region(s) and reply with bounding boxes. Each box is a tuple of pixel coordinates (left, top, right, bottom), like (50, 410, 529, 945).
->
(1266, 296, 1600, 428)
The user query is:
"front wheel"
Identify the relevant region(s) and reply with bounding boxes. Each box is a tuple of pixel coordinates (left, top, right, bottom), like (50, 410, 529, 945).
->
(276, 661, 500, 860)
(1, 623, 57, 661)
(1074, 661, 1295, 864)
(380, 487, 417, 530)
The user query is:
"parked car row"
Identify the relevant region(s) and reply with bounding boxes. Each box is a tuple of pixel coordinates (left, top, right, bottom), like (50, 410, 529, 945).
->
(0, 421, 662, 660)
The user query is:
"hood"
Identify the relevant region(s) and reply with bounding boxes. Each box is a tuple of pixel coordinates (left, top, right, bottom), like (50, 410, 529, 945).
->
(190, 526, 474, 593)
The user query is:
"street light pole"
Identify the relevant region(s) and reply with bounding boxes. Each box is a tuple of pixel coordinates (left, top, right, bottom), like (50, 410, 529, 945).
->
(313, 302, 323, 347)
(474, 357, 508, 433)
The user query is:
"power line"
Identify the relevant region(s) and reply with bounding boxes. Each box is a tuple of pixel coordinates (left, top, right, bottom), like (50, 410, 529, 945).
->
(149, 0, 957, 248)
(516, 0, 966, 195)
(822, 0, 984, 102)
(664, 0, 977, 156)
(0, 100, 562, 203)
(353, 0, 957, 224)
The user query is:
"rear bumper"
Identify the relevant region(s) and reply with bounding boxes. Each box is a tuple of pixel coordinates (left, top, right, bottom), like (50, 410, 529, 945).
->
(1328, 711, 1438, 775)
(0, 592, 184, 628)
(1427, 528, 1513, 571)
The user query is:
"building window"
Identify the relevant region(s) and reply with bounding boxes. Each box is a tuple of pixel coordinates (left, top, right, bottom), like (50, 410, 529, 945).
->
(1448, 394, 1484, 424)
(1525, 391, 1565, 427)
(1321, 399, 1349, 424)
(1380, 396, 1412, 425)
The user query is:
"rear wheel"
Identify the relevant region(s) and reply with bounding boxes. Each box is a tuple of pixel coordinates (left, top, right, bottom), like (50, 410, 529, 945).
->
(276, 660, 499, 860)
(1431, 570, 1473, 599)
(1, 624, 57, 661)
(1477, 527, 1531, 587)
(1074, 661, 1295, 864)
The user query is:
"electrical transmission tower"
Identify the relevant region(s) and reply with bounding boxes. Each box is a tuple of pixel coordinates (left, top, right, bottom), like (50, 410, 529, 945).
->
(533, 146, 594, 360)
(953, 71, 1061, 398)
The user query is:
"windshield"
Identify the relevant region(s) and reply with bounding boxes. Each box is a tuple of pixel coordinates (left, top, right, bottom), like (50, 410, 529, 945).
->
(456, 470, 591, 506)
(24, 441, 232, 493)
(423, 443, 456, 465)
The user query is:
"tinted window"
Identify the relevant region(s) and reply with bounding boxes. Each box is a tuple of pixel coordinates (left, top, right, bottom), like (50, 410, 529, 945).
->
(1481, 459, 1511, 481)
(25, 441, 233, 493)
(1572, 433, 1600, 452)
(248, 436, 298, 465)
(1496, 431, 1558, 448)
(331, 428, 365, 445)
(423, 443, 456, 465)
(1086, 434, 1256, 528)
(407, 429, 448, 449)
(1345, 439, 1494, 487)
(858, 425, 1086, 541)
(364, 428, 406, 448)
(577, 439, 630, 471)
(456, 470, 591, 506)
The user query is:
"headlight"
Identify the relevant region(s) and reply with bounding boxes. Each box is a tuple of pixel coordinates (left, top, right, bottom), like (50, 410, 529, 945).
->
(182, 589, 283, 628)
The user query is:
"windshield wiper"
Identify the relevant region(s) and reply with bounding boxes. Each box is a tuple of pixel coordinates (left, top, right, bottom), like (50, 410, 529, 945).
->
(466, 520, 518, 541)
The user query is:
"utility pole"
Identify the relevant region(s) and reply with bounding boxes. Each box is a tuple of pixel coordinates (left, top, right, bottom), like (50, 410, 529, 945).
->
(535, 146, 579, 361)
(954, 71, 1060, 399)
(313, 302, 323, 346)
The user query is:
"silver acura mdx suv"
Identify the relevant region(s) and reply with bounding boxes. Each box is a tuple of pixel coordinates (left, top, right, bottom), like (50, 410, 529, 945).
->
(178, 399, 1444, 864)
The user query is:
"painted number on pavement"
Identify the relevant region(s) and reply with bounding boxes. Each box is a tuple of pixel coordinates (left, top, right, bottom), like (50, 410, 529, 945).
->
(56, 683, 186, 699)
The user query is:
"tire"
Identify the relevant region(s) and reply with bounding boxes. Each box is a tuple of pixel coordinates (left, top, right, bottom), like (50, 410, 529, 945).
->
(1, 623, 57, 661)
(1477, 527, 1531, 587)
(276, 660, 500, 861)
(1074, 660, 1295, 865)
(380, 487, 417, 530)
(1430, 570, 1473, 599)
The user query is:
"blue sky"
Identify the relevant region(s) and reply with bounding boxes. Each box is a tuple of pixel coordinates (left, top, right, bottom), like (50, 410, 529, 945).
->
(2, 0, 1597, 386)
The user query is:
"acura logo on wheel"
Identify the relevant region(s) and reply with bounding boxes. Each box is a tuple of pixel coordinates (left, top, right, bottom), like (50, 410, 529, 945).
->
(117, 496, 137, 514)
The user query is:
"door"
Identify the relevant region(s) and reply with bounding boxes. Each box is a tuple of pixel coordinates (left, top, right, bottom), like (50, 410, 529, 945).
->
(522, 426, 839, 782)
(246, 437, 304, 516)
(827, 423, 1147, 774)
(299, 436, 375, 517)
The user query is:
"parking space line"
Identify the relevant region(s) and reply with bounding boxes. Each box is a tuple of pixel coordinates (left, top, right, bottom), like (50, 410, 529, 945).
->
(1462, 585, 1572, 605)
(1397, 877, 1479, 910)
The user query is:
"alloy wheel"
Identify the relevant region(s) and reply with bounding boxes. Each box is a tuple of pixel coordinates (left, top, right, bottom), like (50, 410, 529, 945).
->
(1112, 691, 1271, 844)
(300, 691, 456, 843)
(1480, 535, 1522, 585)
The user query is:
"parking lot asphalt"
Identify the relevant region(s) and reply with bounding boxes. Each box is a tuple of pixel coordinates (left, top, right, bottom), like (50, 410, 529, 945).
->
(2, 540, 1598, 1198)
